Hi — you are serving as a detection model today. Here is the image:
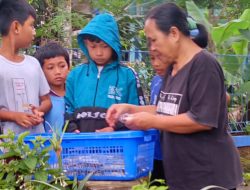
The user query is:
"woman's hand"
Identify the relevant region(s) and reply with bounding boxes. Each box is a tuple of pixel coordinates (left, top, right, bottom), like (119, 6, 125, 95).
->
(106, 104, 131, 128)
(121, 112, 156, 130)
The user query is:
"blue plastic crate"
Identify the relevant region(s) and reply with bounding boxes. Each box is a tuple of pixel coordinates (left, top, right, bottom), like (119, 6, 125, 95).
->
(154, 130, 162, 160)
(24, 130, 157, 181)
(233, 135, 250, 147)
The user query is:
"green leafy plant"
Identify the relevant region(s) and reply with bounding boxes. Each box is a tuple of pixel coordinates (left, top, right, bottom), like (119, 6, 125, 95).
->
(48, 120, 69, 170)
(243, 172, 250, 185)
(89, 0, 145, 50)
(0, 130, 66, 190)
(186, 1, 250, 94)
(126, 60, 154, 104)
(30, 119, 93, 190)
(0, 121, 93, 190)
(243, 124, 250, 135)
(68, 172, 94, 190)
(31, 171, 93, 190)
(131, 173, 168, 190)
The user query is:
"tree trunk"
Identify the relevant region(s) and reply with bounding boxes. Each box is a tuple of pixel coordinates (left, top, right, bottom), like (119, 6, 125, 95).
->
(58, 0, 72, 48)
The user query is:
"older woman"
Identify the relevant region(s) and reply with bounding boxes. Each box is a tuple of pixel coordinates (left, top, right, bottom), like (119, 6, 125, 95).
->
(106, 3, 243, 190)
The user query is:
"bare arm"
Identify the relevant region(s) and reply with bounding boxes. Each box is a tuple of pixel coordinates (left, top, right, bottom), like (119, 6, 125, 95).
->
(0, 110, 43, 128)
(128, 105, 157, 114)
(123, 112, 211, 134)
(30, 94, 51, 123)
(0, 95, 51, 128)
(153, 113, 210, 133)
(37, 94, 52, 113)
(106, 104, 210, 134)
(0, 110, 16, 122)
(106, 104, 157, 128)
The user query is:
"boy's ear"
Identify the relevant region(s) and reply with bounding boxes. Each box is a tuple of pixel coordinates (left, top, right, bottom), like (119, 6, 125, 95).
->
(11, 20, 21, 34)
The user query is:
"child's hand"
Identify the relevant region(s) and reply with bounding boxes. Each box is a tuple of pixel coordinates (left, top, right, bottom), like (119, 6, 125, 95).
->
(14, 112, 42, 128)
(29, 105, 44, 124)
(30, 105, 44, 117)
(74, 129, 80, 133)
(96, 126, 114, 132)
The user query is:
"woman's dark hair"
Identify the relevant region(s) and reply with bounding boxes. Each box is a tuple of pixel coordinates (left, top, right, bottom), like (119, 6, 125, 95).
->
(34, 42, 70, 67)
(145, 3, 208, 48)
(192, 24, 208, 48)
(0, 0, 36, 36)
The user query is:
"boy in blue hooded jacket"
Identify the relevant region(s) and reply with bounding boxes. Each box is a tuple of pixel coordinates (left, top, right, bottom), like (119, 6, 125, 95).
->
(65, 13, 145, 132)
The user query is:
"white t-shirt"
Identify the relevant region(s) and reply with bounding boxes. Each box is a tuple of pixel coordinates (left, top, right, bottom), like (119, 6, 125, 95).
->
(0, 54, 50, 134)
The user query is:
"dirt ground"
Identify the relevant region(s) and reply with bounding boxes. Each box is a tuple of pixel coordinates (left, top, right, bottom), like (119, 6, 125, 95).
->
(239, 147, 250, 172)
(238, 185, 250, 190)
(238, 147, 250, 190)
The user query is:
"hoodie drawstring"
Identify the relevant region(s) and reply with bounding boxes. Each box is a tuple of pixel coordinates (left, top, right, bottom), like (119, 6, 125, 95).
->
(115, 66, 119, 104)
(86, 63, 90, 76)
(88, 64, 120, 106)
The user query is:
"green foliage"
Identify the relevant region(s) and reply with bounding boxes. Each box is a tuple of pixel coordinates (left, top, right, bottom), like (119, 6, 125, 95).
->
(212, 9, 250, 93)
(185, 0, 250, 23)
(29, 0, 147, 49)
(71, 172, 94, 190)
(117, 14, 145, 50)
(211, 9, 250, 55)
(131, 174, 168, 190)
(126, 60, 154, 104)
(186, 1, 250, 56)
(236, 81, 250, 94)
(186, 1, 250, 94)
(243, 124, 250, 135)
(216, 0, 250, 21)
(90, 0, 133, 16)
(186, 1, 212, 32)
(49, 120, 69, 170)
(29, 0, 88, 47)
(0, 122, 92, 190)
(89, 0, 145, 50)
(0, 130, 66, 189)
(35, 8, 87, 46)
(244, 172, 250, 184)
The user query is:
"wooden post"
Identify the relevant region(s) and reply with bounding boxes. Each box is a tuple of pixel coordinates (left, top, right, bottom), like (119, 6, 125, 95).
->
(86, 179, 143, 190)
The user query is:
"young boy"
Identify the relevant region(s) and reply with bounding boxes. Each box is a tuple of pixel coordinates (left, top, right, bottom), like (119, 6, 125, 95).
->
(35, 42, 69, 133)
(65, 13, 145, 132)
(149, 52, 169, 182)
(0, 0, 51, 135)
(150, 53, 169, 106)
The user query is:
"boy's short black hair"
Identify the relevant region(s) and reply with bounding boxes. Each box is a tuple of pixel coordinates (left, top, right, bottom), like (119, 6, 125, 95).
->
(83, 34, 118, 61)
(0, 0, 36, 36)
(83, 34, 102, 43)
(34, 42, 70, 67)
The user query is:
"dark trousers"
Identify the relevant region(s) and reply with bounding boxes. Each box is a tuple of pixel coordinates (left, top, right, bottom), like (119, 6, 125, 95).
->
(151, 159, 165, 185)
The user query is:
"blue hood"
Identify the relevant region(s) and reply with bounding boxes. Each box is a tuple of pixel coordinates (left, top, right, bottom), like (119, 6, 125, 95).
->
(77, 13, 121, 62)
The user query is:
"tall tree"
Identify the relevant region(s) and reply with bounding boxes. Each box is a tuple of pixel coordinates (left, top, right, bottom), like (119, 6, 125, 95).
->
(29, 0, 87, 47)
(58, 0, 72, 48)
